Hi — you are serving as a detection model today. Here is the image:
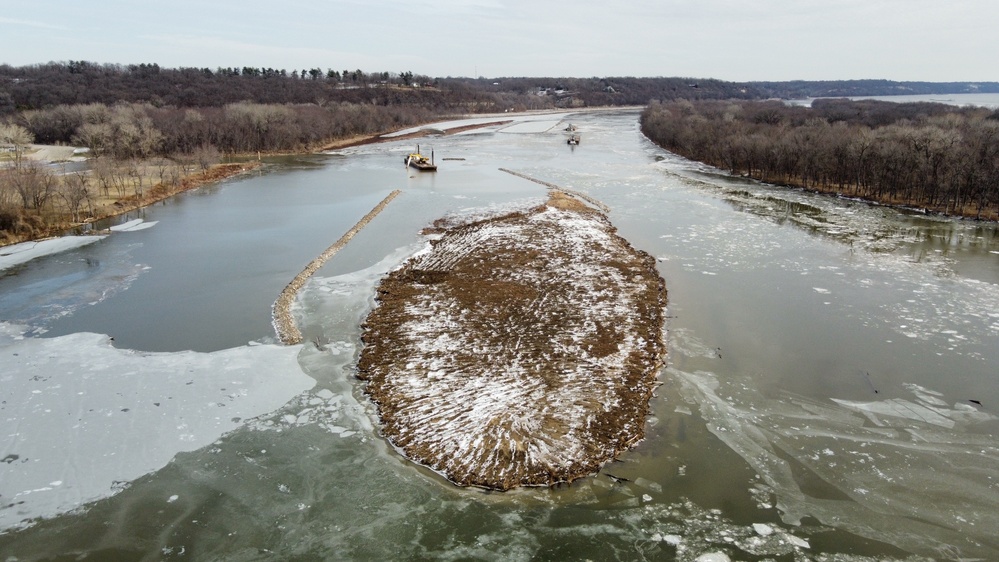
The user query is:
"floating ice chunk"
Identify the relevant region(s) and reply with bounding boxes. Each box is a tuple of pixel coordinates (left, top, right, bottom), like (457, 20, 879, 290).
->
(109, 218, 144, 231)
(167, 495, 179, 503)
(694, 552, 731, 562)
(634, 477, 663, 493)
(121, 220, 158, 232)
(812, 287, 830, 294)
(109, 219, 159, 232)
(752, 523, 774, 536)
(781, 532, 810, 549)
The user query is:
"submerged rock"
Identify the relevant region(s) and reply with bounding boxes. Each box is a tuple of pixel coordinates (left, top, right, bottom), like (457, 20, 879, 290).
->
(357, 192, 667, 490)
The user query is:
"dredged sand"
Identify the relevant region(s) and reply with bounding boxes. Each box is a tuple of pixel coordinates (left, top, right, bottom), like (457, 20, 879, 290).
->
(357, 191, 667, 490)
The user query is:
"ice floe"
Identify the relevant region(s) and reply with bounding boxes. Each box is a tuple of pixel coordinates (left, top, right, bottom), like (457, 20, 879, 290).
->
(0, 236, 105, 272)
(109, 218, 158, 232)
(0, 323, 312, 532)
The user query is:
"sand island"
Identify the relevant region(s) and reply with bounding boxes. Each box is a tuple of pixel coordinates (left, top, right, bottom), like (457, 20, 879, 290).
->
(357, 191, 667, 490)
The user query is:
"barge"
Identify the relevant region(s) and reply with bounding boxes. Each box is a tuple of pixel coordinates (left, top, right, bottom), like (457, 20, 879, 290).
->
(405, 145, 437, 171)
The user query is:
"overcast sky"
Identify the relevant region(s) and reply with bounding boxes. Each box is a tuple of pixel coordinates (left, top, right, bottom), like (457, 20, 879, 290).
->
(2, 0, 996, 81)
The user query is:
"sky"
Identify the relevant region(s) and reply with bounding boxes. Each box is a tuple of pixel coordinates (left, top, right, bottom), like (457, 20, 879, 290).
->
(2, 0, 997, 82)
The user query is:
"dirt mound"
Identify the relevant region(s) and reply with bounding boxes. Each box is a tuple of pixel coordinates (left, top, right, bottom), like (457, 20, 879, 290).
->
(357, 193, 667, 490)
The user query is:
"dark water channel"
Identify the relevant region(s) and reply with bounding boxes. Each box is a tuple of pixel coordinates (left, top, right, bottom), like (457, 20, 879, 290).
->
(2, 111, 999, 560)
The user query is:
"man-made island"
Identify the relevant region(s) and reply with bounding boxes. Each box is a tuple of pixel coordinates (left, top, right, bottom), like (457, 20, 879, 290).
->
(357, 191, 667, 490)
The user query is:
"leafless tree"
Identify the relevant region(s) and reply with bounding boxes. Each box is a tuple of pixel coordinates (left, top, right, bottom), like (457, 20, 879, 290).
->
(0, 123, 34, 168)
(8, 161, 57, 210)
(58, 171, 93, 223)
(193, 144, 221, 171)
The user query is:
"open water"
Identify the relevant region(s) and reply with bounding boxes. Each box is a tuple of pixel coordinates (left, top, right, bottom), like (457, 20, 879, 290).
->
(2, 110, 999, 560)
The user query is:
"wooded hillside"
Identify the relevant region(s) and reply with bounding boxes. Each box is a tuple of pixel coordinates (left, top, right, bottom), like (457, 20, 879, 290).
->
(641, 99, 999, 220)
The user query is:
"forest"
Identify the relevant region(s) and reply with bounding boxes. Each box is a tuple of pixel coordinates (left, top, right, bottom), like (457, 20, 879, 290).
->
(640, 98, 999, 220)
(0, 62, 773, 113)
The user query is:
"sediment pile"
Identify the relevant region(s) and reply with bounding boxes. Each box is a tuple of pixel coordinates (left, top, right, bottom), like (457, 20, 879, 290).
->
(273, 190, 401, 345)
(357, 191, 666, 490)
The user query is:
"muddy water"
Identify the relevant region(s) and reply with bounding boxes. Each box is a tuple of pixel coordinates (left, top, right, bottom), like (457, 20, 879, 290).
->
(2, 111, 999, 560)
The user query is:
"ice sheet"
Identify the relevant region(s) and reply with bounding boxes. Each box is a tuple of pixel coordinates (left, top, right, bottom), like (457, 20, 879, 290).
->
(0, 236, 105, 272)
(496, 120, 563, 134)
(383, 112, 578, 138)
(0, 323, 312, 532)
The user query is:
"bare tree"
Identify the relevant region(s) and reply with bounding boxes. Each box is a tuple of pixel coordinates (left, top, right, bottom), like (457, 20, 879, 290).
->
(193, 144, 221, 170)
(91, 157, 115, 197)
(9, 160, 57, 210)
(73, 122, 114, 158)
(0, 123, 34, 168)
(58, 171, 93, 223)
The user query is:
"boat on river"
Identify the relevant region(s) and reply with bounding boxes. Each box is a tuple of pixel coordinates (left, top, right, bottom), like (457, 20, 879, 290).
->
(405, 145, 437, 171)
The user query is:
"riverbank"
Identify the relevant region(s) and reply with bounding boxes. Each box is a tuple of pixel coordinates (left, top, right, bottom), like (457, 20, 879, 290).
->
(709, 168, 999, 223)
(0, 160, 261, 247)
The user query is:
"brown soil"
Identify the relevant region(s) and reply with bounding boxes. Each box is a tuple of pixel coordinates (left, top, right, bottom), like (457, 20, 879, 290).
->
(357, 191, 667, 490)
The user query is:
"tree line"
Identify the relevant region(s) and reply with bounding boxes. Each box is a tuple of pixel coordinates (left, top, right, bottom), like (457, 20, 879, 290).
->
(5, 62, 998, 116)
(1, 63, 770, 114)
(17, 101, 442, 155)
(640, 99, 999, 219)
(751, 79, 999, 100)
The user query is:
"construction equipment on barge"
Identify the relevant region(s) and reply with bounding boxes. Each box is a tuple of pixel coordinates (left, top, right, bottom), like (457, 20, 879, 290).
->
(405, 145, 437, 171)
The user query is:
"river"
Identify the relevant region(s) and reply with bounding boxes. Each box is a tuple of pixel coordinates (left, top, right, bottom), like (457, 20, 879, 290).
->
(2, 110, 998, 560)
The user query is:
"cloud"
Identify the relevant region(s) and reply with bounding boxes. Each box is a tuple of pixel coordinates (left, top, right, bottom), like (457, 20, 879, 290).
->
(0, 17, 67, 31)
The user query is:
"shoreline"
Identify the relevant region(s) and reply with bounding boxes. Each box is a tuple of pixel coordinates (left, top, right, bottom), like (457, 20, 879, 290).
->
(0, 161, 262, 248)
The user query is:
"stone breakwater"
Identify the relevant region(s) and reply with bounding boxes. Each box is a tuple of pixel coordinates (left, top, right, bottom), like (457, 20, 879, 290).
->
(272, 190, 401, 345)
(357, 191, 667, 490)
